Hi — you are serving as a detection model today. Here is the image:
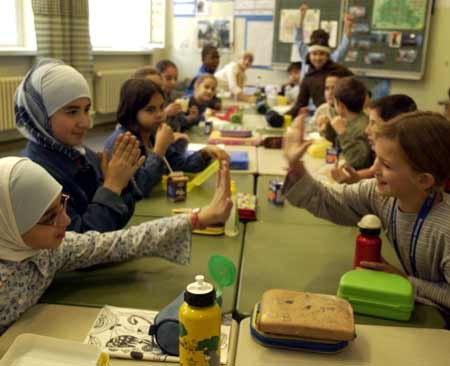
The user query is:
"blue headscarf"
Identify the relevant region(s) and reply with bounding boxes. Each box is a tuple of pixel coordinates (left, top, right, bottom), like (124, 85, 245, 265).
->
(15, 58, 91, 160)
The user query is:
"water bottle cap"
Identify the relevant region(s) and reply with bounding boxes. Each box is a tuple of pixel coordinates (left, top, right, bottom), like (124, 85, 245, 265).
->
(357, 214, 382, 230)
(185, 275, 216, 307)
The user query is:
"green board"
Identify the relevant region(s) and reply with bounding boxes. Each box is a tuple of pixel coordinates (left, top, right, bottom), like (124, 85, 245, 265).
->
(343, 0, 432, 79)
(272, 0, 345, 67)
(272, 0, 433, 80)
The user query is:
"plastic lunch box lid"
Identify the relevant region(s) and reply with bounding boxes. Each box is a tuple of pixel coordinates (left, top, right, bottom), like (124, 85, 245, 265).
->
(338, 269, 414, 310)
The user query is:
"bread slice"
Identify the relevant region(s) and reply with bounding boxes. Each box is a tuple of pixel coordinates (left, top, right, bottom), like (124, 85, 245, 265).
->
(258, 289, 355, 341)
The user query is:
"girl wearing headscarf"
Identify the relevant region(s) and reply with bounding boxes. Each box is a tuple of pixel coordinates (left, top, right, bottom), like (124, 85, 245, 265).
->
(0, 157, 231, 334)
(15, 58, 142, 233)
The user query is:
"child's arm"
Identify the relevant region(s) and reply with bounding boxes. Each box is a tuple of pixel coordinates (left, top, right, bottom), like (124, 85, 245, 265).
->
(362, 256, 450, 312)
(54, 214, 193, 273)
(331, 13, 353, 63)
(408, 271, 450, 312)
(282, 121, 380, 226)
(293, 4, 309, 61)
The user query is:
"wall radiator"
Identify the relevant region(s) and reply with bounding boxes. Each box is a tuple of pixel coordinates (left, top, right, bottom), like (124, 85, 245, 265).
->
(95, 69, 136, 114)
(0, 77, 22, 132)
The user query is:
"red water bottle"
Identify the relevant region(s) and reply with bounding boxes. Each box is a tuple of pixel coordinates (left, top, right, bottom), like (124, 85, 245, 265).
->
(354, 214, 382, 268)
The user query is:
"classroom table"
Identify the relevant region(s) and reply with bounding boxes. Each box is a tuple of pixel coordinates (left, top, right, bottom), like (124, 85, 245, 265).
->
(0, 304, 238, 366)
(187, 143, 258, 175)
(236, 221, 446, 328)
(256, 174, 333, 226)
(257, 146, 329, 176)
(133, 173, 255, 217)
(40, 222, 245, 314)
(234, 317, 450, 366)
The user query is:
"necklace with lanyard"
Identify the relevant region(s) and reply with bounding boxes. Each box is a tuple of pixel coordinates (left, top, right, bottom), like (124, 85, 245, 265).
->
(389, 191, 436, 277)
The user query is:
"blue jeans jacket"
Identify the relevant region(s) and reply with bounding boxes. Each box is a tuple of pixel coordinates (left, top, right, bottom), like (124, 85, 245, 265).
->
(23, 141, 138, 233)
(104, 126, 210, 198)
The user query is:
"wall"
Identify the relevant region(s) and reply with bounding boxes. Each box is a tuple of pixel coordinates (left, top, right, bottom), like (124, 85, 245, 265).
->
(164, 0, 450, 112)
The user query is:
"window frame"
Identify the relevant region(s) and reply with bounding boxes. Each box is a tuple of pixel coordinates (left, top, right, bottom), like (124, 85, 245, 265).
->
(88, 0, 165, 54)
(0, 0, 36, 54)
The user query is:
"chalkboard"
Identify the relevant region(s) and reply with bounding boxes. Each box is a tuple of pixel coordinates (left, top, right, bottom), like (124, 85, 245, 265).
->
(271, 0, 346, 68)
(272, 0, 433, 80)
(343, 0, 433, 80)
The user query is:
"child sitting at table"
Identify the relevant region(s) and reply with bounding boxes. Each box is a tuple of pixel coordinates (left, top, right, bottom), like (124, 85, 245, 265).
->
(331, 94, 417, 184)
(185, 44, 220, 98)
(155, 60, 199, 132)
(279, 62, 301, 102)
(0, 157, 232, 334)
(15, 58, 142, 233)
(322, 76, 373, 169)
(104, 78, 228, 197)
(283, 111, 450, 324)
(312, 68, 354, 134)
(187, 74, 222, 127)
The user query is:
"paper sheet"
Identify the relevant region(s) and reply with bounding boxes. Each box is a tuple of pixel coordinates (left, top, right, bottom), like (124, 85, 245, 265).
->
(85, 306, 231, 364)
(234, 0, 275, 16)
(279, 9, 299, 43)
(246, 20, 273, 67)
(303, 9, 320, 44)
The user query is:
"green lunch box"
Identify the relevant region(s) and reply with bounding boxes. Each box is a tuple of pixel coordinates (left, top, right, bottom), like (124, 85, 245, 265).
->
(337, 269, 414, 321)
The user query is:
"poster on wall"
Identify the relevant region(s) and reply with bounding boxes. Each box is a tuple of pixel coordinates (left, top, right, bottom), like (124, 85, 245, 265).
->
(372, 0, 427, 30)
(234, 0, 275, 16)
(174, 0, 196, 17)
(197, 18, 233, 50)
(246, 19, 274, 67)
(278, 9, 299, 43)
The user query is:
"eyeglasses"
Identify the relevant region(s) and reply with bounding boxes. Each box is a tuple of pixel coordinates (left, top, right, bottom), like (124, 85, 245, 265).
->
(37, 194, 70, 227)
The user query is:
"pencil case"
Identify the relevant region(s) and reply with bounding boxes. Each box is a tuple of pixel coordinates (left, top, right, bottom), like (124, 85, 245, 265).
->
(250, 303, 351, 353)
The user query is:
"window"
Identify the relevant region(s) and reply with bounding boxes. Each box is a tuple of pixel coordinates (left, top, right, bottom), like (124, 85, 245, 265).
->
(88, 0, 165, 52)
(0, 0, 36, 51)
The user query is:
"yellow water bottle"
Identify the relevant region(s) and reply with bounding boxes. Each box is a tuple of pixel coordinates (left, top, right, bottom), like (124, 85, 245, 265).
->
(179, 275, 221, 366)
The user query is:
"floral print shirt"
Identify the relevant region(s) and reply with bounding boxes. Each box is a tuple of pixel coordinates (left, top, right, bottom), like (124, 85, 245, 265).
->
(0, 214, 192, 334)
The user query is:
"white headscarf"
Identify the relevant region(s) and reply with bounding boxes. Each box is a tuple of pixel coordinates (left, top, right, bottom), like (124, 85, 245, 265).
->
(15, 58, 91, 159)
(0, 157, 62, 262)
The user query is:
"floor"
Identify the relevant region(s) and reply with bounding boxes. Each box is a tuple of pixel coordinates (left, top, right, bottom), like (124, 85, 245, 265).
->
(0, 123, 117, 158)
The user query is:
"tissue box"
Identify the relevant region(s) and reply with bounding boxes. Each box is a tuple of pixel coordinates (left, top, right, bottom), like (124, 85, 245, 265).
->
(337, 269, 414, 321)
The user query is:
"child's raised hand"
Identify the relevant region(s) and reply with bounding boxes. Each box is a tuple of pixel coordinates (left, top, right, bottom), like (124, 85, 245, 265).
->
(299, 4, 308, 23)
(283, 117, 313, 167)
(331, 163, 360, 184)
(103, 132, 145, 194)
(330, 116, 347, 135)
(154, 124, 175, 156)
(200, 145, 230, 162)
(344, 13, 354, 36)
(165, 102, 183, 117)
(197, 160, 232, 227)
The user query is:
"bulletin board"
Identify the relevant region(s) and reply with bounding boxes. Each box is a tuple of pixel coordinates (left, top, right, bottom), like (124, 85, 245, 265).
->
(344, 0, 433, 80)
(271, 0, 346, 68)
(271, 0, 433, 80)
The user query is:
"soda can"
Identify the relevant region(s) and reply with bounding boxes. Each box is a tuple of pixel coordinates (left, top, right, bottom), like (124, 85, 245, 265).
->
(326, 146, 339, 164)
(268, 179, 284, 206)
